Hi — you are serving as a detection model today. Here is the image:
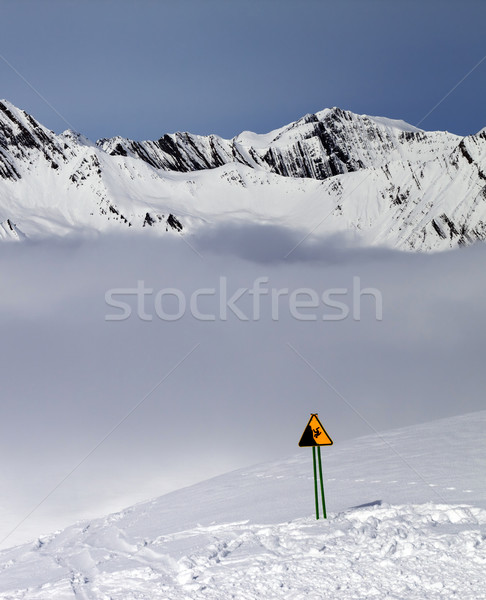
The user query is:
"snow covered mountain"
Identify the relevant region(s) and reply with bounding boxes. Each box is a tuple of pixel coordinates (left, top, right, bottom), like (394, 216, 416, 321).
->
(1, 99, 486, 250)
(1, 411, 485, 598)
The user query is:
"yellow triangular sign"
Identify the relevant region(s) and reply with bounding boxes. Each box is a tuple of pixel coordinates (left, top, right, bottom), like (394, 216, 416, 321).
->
(299, 413, 333, 446)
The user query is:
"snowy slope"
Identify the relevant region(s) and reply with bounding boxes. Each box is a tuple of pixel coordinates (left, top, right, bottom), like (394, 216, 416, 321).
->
(1, 99, 486, 251)
(1, 411, 485, 599)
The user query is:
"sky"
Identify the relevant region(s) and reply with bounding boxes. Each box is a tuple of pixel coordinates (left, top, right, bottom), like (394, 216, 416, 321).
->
(0, 0, 485, 141)
(1, 0, 486, 549)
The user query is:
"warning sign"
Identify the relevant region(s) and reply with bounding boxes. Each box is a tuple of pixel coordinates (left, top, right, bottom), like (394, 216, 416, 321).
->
(299, 413, 333, 447)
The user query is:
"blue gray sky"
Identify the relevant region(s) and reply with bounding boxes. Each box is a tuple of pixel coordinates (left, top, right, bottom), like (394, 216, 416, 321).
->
(1, 0, 485, 141)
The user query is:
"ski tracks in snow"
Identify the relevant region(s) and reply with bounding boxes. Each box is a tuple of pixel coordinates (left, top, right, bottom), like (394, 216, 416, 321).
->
(1, 502, 485, 599)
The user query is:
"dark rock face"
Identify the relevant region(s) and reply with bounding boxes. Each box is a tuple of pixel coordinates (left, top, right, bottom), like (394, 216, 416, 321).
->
(166, 213, 183, 232)
(96, 108, 451, 184)
(142, 212, 183, 232)
(0, 101, 70, 181)
(143, 212, 156, 227)
(0, 217, 25, 240)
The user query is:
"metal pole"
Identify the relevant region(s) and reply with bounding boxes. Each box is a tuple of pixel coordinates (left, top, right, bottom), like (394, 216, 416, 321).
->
(317, 446, 327, 519)
(313, 446, 319, 519)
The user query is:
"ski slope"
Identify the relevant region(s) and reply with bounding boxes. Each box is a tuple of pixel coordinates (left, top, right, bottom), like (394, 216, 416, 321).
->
(0, 411, 485, 599)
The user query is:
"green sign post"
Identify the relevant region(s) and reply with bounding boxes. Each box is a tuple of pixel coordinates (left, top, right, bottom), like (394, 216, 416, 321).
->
(299, 413, 333, 519)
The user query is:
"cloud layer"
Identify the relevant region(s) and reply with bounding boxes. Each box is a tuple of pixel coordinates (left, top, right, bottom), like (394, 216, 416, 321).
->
(1, 229, 485, 546)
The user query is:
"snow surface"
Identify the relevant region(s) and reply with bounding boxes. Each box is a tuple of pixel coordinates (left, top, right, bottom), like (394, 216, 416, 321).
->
(1, 411, 485, 599)
(364, 114, 423, 133)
